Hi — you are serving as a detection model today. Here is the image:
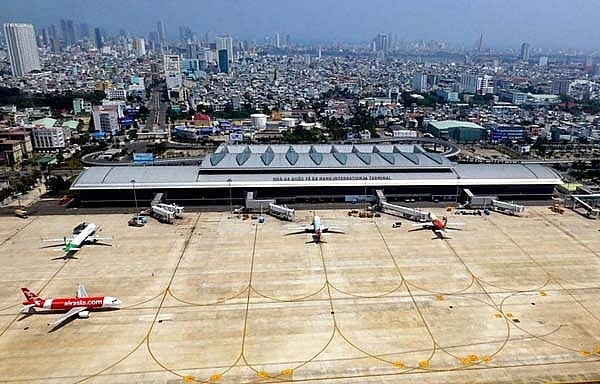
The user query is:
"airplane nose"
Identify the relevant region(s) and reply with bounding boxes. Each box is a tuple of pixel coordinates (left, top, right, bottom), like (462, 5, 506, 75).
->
(112, 298, 122, 306)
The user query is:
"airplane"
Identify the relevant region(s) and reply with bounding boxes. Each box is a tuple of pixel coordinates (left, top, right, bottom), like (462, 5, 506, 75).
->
(409, 212, 464, 239)
(20, 283, 121, 331)
(286, 214, 344, 243)
(42, 222, 111, 258)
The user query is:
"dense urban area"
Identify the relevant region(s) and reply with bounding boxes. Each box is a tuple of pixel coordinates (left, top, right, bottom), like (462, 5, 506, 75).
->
(1, 20, 600, 205)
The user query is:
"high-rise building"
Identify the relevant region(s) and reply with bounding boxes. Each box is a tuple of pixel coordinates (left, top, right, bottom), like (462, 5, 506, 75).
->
(163, 54, 181, 73)
(186, 42, 198, 59)
(40, 28, 50, 47)
(148, 31, 159, 49)
(48, 24, 57, 41)
(132, 38, 146, 57)
(375, 33, 389, 52)
(520, 42, 530, 61)
(94, 28, 103, 49)
(3, 23, 41, 77)
(60, 19, 76, 45)
(538, 56, 548, 67)
(92, 105, 120, 135)
(157, 20, 167, 43)
(411, 72, 428, 92)
(218, 49, 229, 73)
(552, 79, 571, 96)
(275, 32, 281, 48)
(461, 74, 493, 95)
(216, 36, 234, 63)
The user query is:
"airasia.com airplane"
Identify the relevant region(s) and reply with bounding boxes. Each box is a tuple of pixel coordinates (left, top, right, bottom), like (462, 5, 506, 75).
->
(286, 214, 344, 243)
(409, 212, 464, 239)
(20, 284, 121, 331)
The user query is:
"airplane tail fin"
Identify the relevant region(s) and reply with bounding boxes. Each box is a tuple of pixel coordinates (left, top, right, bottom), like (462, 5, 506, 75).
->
(21, 288, 42, 305)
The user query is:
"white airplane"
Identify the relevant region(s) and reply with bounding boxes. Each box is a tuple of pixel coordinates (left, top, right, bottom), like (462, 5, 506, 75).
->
(20, 283, 121, 332)
(42, 222, 111, 258)
(409, 212, 464, 239)
(287, 214, 344, 243)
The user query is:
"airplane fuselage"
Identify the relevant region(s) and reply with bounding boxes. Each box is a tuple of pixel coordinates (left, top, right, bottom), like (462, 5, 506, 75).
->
(312, 216, 323, 241)
(70, 223, 97, 247)
(24, 296, 120, 311)
(431, 218, 445, 230)
(428, 213, 446, 231)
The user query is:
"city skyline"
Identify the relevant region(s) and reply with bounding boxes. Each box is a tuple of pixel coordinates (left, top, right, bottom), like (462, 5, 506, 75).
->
(1, 0, 600, 50)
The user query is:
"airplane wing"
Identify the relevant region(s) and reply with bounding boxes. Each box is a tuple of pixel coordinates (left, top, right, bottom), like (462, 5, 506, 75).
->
(89, 235, 112, 241)
(48, 307, 87, 331)
(409, 224, 431, 232)
(42, 238, 73, 243)
(325, 227, 345, 234)
(285, 230, 309, 236)
(77, 284, 89, 298)
(285, 225, 311, 235)
(445, 223, 465, 231)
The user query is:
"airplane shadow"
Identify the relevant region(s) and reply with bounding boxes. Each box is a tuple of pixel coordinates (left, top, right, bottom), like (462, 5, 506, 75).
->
(51, 252, 78, 261)
(19, 308, 121, 332)
(90, 242, 112, 247)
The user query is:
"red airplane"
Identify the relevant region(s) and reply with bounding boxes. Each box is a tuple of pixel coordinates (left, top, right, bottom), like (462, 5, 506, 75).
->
(20, 284, 121, 331)
(409, 212, 464, 239)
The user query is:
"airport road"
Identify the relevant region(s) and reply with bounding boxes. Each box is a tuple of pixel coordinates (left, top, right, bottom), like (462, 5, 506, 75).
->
(0, 207, 599, 383)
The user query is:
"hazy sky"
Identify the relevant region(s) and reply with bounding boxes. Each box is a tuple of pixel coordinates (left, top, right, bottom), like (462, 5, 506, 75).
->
(2, 0, 600, 49)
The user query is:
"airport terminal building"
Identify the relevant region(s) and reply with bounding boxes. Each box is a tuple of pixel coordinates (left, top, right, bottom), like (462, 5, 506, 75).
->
(70, 143, 563, 206)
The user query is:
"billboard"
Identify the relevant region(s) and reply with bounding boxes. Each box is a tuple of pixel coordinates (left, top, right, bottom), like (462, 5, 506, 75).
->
(133, 153, 154, 165)
(125, 108, 139, 117)
(119, 117, 134, 126)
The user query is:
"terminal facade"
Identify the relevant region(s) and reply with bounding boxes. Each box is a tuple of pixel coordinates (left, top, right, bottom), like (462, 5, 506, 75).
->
(70, 143, 563, 207)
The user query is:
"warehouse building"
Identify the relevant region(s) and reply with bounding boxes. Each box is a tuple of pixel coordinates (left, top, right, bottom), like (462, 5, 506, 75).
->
(71, 143, 562, 207)
(425, 120, 487, 143)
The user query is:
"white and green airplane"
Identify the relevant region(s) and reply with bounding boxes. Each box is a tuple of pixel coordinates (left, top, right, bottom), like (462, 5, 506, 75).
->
(42, 222, 111, 258)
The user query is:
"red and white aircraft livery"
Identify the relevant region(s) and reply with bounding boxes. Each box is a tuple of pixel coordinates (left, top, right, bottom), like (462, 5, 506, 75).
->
(410, 212, 464, 239)
(21, 284, 121, 331)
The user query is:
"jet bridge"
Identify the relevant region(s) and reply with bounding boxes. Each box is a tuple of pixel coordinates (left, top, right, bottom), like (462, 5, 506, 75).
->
(376, 190, 429, 222)
(491, 200, 525, 216)
(566, 195, 600, 219)
(268, 203, 295, 221)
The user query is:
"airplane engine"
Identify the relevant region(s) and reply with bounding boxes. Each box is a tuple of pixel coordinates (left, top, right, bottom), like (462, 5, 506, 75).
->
(78, 311, 90, 318)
